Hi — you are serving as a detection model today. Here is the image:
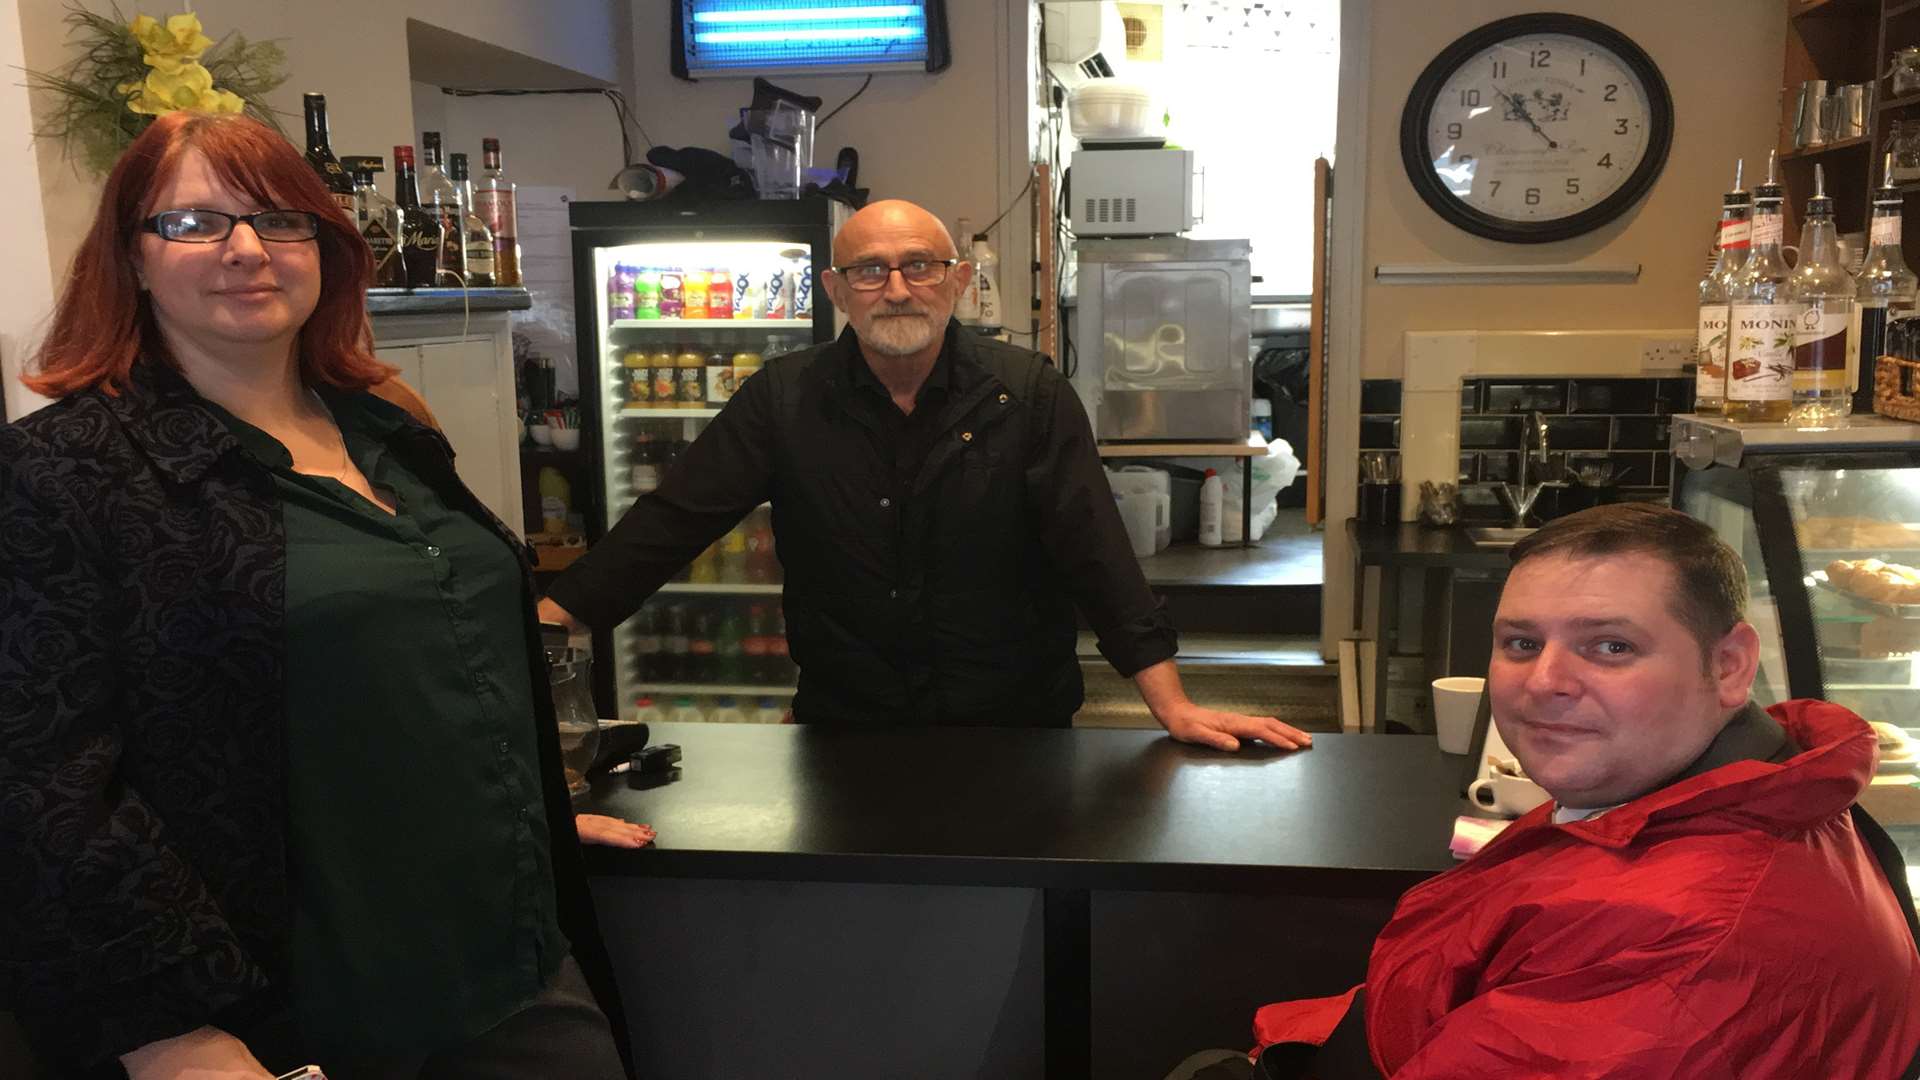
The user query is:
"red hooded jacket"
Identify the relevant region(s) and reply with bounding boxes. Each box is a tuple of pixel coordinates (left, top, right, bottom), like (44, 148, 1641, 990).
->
(1254, 700, 1920, 1078)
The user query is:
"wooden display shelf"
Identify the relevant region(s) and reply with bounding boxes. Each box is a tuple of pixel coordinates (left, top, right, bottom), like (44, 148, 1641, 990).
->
(1876, 91, 1920, 112)
(1097, 436, 1268, 458)
(1793, 0, 1878, 16)
(1779, 134, 1873, 160)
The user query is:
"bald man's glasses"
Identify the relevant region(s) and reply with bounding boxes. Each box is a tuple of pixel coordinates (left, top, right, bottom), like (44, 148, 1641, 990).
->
(833, 258, 959, 291)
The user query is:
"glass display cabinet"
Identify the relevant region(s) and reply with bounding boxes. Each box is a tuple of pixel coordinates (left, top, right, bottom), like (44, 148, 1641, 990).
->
(1671, 413, 1920, 895)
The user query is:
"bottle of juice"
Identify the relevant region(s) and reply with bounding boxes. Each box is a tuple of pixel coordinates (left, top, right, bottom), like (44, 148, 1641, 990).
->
(622, 347, 650, 409)
(683, 269, 709, 319)
(752, 696, 786, 724)
(649, 349, 677, 406)
(710, 695, 748, 724)
(537, 467, 571, 536)
(732, 349, 764, 388)
(633, 696, 667, 725)
(719, 527, 749, 581)
(635, 267, 662, 320)
(707, 268, 733, 320)
(659, 269, 684, 318)
(675, 348, 705, 408)
(668, 696, 705, 723)
(705, 349, 735, 406)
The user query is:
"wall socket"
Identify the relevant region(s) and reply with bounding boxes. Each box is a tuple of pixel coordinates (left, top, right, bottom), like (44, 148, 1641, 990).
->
(1639, 337, 1694, 370)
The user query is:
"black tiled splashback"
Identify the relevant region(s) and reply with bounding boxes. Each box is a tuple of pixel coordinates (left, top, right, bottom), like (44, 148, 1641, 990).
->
(1357, 375, 1692, 521)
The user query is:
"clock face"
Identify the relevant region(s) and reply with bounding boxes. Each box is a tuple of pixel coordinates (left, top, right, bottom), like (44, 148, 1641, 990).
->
(1401, 15, 1672, 243)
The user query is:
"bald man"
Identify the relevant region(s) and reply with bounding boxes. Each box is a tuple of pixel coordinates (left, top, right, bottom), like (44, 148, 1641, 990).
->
(542, 200, 1307, 749)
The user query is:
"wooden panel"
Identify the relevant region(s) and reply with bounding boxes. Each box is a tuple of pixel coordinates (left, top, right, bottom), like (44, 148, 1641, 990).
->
(1309, 157, 1331, 527)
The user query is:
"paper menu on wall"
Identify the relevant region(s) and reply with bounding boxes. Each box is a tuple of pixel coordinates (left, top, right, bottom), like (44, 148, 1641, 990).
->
(511, 185, 580, 398)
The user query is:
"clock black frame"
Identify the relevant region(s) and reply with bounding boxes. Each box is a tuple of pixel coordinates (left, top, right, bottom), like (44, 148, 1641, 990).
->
(1398, 12, 1673, 244)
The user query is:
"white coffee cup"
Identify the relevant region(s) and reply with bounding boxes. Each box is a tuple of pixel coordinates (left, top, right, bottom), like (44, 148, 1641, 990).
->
(1431, 676, 1483, 755)
(1118, 491, 1170, 558)
(1468, 772, 1551, 817)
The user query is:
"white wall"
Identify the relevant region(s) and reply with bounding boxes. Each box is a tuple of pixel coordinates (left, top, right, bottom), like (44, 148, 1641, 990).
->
(626, 1, 1037, 337)
(1, 0, 55, 420)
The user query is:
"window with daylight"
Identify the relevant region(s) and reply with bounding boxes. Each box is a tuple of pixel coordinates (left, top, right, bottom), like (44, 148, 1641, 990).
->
(1156, 1, 1340, 296)
(673, 0, 953, 79)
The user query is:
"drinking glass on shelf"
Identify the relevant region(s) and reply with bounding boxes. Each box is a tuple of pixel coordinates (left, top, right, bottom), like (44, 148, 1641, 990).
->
(1892, 121, 1920, 184)
(1893, 46, 1920, 97)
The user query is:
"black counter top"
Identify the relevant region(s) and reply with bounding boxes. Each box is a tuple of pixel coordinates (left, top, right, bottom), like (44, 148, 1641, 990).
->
(366, 287, 533, 316)
(1347, 518, 1515, 569)
(580, 724, 1466, 894)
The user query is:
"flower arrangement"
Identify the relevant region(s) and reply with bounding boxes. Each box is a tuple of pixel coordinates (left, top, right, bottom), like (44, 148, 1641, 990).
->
(26, 4, 288, 176)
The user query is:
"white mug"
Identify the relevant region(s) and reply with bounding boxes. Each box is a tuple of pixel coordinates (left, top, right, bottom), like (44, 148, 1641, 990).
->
(1468, 772, 1550, 818)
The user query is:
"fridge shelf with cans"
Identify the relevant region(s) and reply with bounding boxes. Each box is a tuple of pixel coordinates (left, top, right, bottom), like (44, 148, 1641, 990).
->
(610, 318, 804, 331)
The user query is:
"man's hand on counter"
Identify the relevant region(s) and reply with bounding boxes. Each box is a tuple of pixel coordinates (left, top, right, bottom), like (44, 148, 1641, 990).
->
(577, 813, 656, 848)
(1133, 659, 1313, 752)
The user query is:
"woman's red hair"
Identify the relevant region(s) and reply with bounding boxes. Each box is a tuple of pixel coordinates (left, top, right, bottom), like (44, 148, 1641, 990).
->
(25, 110, 390, 397)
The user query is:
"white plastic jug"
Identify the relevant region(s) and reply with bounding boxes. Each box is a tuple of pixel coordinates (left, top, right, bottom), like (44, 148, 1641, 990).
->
(1118, 491, 1170, 558)
(1109, 466, 1172, 551)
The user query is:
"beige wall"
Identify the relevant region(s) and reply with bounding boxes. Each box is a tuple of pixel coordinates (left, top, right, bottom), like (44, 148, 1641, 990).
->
(410, 82, 620, 200)
(1356, 0, 1787, 378)
(19, 0, 627, 289)
(626, 1, 1036, 332)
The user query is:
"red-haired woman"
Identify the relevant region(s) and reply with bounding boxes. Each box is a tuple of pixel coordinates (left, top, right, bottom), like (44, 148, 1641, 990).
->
(1, 112, 634, 1079)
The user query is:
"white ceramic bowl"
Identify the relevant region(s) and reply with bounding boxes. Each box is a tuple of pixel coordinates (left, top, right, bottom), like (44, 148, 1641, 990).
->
(1069, 80, 1156, 139)
(551, 428, 582, 452)
(528, 423, 554, 447)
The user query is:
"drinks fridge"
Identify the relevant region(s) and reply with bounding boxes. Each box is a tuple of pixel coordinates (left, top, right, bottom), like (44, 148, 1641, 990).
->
(570, 197, 846, 721)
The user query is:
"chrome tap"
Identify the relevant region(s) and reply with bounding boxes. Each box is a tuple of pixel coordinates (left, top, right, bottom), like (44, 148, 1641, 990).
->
(1494, 411, 1558, 528)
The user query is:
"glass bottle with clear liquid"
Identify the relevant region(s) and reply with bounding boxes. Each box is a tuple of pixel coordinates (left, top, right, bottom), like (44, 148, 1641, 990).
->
(1696, 160, 1750, 415)
(1853, 153, 1920, 415)
(1788, 163, 1856, 427)
(1727, 152, 1797, 423)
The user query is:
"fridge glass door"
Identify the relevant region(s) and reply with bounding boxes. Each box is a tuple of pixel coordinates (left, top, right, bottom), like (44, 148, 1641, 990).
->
(589, 238, 821, 723)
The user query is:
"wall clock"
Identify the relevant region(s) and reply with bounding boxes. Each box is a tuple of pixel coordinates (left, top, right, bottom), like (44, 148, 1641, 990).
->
(1399, 13, 1673, 244)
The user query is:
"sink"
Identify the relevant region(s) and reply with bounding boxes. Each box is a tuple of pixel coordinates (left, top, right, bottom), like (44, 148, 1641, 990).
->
(1467, 526, 1538, 547)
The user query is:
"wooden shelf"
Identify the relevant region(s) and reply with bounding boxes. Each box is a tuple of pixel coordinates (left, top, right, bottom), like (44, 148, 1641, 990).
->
(1098, 436, 1268, 458)
(1878, 92, 1920, 113)
(1792, 0, 1877, 16)
(1780, 135, 1874, 160)
(1887, 0, 1920, 18)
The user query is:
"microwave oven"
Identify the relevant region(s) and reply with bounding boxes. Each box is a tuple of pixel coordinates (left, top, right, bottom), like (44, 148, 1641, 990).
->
(1068, 237, 1251, 442)
(1069, 148, 1199, 238)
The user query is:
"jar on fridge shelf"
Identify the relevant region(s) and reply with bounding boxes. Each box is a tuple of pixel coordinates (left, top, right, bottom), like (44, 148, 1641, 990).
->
(633, 696, 666, 725)
(675, 348, 705, 407)
(707, 269, 733, 319)
(752, 697, 786, 724)
(635, 267, 662, 320)
(705, 350, 736, 406)
(668, 696, 705, 723)
(649, 350, 677, 406)
(659, 269, 684, 318)
(710, 696, 748, 724)
(621, 348, 650, 408)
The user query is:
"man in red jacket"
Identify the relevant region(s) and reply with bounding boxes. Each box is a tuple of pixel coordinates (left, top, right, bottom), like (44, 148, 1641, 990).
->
(1236, 503, 1920, 1079)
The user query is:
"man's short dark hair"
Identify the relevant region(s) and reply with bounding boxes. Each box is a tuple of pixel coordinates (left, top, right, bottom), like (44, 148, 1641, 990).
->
(1508, 503, 1748, 660)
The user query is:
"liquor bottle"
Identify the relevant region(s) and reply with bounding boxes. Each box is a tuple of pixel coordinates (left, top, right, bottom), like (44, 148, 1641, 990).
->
(347, 155, 405, 288)
(472, 137, 523, 287)
(447, 153, 497, 287)
(391, 145, 441, 289)
(302, 93, 355, 213)
(1853, 153, 1920, 416)
(1726, 151, 1797, 423)
(1695, 160, 1750, 416)
(1787, 163, 1856, 427)
(418, 132, 467, 285)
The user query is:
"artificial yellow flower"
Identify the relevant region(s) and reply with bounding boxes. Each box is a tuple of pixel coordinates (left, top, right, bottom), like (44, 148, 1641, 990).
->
(199, 88, 245, 115)
(128, 13, 214, 62)
(123, 60, 214, 116)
